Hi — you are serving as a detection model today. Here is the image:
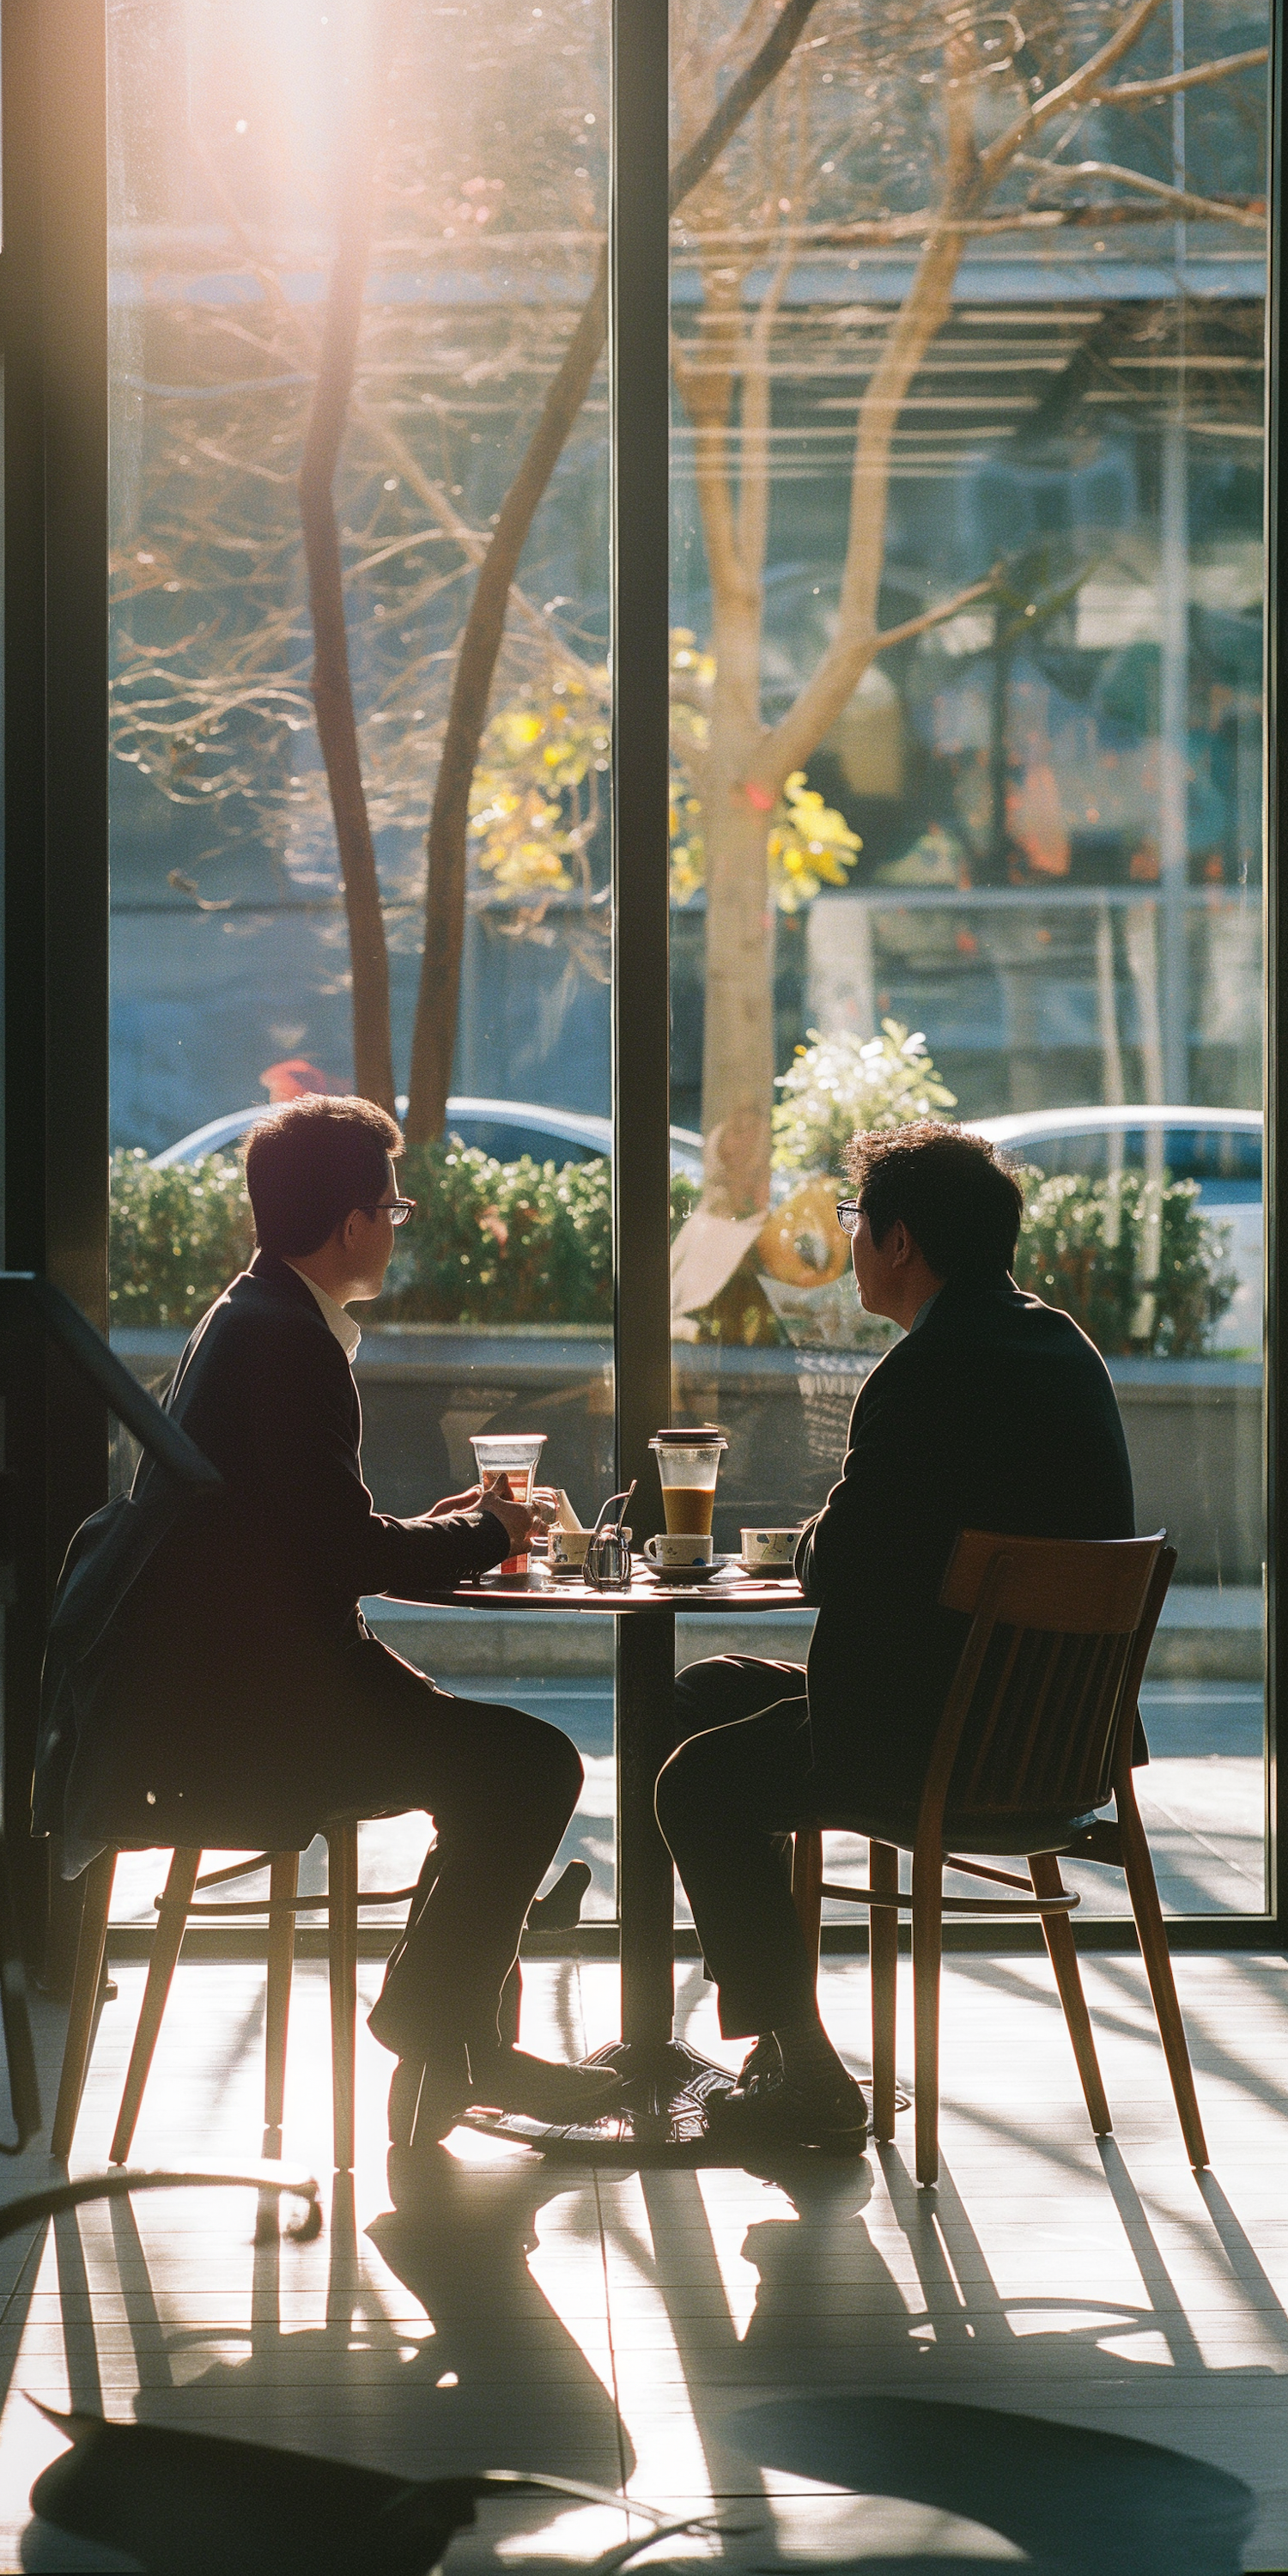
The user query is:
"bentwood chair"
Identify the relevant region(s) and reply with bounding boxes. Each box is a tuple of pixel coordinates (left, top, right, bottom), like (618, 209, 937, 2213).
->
(789, 1532, 1207, 2187)
(51, 1827, 420, 2172)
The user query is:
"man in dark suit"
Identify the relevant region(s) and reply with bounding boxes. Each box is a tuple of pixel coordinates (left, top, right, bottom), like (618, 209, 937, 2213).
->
(37, 1095, 619, 2144)
(655, 1122, 1133, 2150)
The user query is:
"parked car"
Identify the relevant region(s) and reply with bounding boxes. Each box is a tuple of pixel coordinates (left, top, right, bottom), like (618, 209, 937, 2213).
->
(967, 1103, 1262, 1357)
(153, 1097, 706, 1180)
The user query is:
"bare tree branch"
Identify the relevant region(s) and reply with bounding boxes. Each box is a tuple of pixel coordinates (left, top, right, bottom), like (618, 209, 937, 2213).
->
(406, 0, 830, 1140)
(1013, 154, 1267, 227)
(982, 0, 1170, 182)
(870, 573, 1000, 657)
(352, 401, 604, 688)
(754, 21, 986, 794)
(668, 0, 828, 209)
(751, 0, 1224, 799)
(1093, 45, 1267, 102)
(679, 191, 1266, 251)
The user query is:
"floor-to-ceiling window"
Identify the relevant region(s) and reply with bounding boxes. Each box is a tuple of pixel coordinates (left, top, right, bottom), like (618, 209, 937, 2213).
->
(87, 0, 1274, 1944)
(666, 0, 1269, 1920)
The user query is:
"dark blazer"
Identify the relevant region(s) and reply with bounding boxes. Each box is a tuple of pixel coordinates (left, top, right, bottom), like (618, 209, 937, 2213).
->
(36, 1255, 510, 1860)
(796, 1271, 1135, 1803)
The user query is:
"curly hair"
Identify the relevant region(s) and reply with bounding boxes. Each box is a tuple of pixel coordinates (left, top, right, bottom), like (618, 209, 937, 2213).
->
(244, 1094, 404, 1259)
(844, 1120, 1024, 1279)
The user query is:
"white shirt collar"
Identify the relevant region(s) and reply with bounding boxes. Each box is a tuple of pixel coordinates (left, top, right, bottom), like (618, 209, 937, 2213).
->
(285, 1264, 361, 1361)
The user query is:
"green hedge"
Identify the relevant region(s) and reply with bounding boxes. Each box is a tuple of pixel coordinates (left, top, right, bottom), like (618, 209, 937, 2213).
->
(377, 1141, 614, 1326)
(110, 1150, 255, 1329)
(111, 1141, 697, 1333)
(1012, 1167, 1236, 1360)
(110, 1142, 1236, 1358)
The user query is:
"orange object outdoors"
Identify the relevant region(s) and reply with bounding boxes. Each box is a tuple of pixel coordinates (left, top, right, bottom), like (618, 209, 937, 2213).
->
(756, 1177, 851, 1289)
(258, 1059, 348, 1103)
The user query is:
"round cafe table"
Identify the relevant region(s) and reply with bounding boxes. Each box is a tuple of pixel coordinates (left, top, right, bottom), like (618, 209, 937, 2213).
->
(434, 1554, 809, 2159)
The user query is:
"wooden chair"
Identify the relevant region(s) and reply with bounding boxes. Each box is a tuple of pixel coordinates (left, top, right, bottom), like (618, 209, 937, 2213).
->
(790, 1532, 1208, 2187)
(51, 1828, 422, 2172)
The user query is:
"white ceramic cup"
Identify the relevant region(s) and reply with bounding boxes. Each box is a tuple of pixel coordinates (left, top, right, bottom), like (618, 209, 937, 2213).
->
(740, 1526, 802, 1571)
(644, 1531, 714, 1569)
(549, 1527, 592, 1574)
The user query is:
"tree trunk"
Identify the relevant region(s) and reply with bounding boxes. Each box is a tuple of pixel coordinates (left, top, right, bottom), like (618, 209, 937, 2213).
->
(405, 256, 608, 1141)
(690, 9, 1172, 1218)
(404, 0, 827, 1142)
(701, 781, 777, 1218)
(696, 216, 969, 1216)
(298, 90, 396, 1115)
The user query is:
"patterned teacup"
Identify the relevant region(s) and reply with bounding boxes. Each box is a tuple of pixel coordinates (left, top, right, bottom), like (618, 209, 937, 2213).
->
(549, 1527, 592, 1575)
(740, 1526, 802, 1571)
(644, 1532, 713, 1569)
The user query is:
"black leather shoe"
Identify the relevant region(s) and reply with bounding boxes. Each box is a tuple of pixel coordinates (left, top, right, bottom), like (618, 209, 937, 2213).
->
(387, 2047, 471, 2148)
(710, 2035, 868, 2153)
(465, 2044, 623, 2124)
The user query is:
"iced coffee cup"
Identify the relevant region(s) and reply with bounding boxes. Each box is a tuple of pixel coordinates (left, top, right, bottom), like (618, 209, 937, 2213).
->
(648, 1427, 727, 1541)
(471, 1431, 548, 1575)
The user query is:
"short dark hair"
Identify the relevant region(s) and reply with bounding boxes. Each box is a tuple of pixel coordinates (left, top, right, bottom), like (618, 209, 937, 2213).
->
(244, 1094, 404, 1259)
(845, 1120, 1023, 1279)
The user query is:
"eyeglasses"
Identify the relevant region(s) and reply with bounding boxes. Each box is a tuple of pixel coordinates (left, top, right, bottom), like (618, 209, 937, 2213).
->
(835, 1200, 862, 1238)
(360, 1198, 416, 1226)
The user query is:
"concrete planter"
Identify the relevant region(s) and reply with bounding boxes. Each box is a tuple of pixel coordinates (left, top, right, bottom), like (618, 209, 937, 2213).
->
(112, 1325, 1262, 1583)
(1107, 1358, 1262, 1591)
(112, 1325, 1263, 1671)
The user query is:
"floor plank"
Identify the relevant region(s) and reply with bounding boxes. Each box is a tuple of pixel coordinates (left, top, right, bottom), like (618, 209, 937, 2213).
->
(0, 1946, 1284, 2570)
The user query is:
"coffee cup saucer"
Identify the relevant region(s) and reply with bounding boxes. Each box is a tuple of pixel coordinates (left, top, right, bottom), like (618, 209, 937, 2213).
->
(640, 1552, 737, 1587)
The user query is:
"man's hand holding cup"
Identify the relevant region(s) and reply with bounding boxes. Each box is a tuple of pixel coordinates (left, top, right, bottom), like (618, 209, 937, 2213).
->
(478, 1468, 540, 1556)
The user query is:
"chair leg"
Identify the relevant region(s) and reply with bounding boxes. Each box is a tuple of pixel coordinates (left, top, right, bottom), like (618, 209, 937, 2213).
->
(1030, 1852, 1111, 2137)
(263, 1851, 300, 2147)
(911, 1843, 943, 2187)
(327, 1824, 359, 2173)
(1116, 1773, 1209, 2168)
(870, 1839, 898, 2142)
(111, 1848, 202, 2166)
(51, 1851, 117, 2161)
(791, 1826, 823, 1987)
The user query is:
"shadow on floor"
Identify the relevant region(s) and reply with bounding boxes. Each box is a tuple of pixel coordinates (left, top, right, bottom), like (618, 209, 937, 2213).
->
(729, 2392, 1255, 2576)
(621, 2146, 1273, 2574)
(21, 2153, 632, 2572)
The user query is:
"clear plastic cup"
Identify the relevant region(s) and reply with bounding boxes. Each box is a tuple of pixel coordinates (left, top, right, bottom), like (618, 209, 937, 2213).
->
(648, 1426, 727, 1537)
(471, 1432, 548, 1573)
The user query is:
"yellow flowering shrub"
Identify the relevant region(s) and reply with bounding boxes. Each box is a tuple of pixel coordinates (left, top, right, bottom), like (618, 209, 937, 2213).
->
(468, 672, 610, 904)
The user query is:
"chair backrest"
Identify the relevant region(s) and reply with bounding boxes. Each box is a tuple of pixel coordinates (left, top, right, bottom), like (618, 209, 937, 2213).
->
(927, 1531, 1169, 1820)
(1109, 1541, 1178, 1795)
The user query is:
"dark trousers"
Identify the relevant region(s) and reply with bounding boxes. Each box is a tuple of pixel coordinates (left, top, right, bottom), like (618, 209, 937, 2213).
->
(307, 1633, 582, 2065)
(657, 1655, 823, 2041)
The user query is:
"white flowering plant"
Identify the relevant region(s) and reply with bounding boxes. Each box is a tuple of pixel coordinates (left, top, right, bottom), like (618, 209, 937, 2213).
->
(771, 1020, 958, 1177)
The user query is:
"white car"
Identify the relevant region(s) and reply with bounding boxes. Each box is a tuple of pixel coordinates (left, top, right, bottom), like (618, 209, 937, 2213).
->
(153, 1097, 706, 1181)
(968, 1104, 1262, 1358)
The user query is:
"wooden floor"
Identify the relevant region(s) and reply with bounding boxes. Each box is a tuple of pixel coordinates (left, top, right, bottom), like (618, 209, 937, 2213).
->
(0, 1943, 1285, 2571)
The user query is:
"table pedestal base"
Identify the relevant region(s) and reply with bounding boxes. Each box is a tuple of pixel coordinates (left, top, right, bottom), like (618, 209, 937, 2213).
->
(459, 2037, 739, 2163)
(459, 2039, 908, 2165)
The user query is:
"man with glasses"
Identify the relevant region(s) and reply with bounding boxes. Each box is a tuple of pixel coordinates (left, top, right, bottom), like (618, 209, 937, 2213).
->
(38, 1093, 620, 2162)
(655, 1121, 1133, 2153)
